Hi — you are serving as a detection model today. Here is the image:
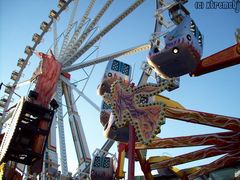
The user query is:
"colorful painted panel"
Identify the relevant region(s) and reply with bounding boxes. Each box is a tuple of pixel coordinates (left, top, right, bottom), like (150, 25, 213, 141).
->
(103, 80, 169, 145)
(33, 51, 61, 107)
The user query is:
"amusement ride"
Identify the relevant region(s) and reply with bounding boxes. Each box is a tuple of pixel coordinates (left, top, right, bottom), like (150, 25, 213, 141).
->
(0, 0, 240, 179)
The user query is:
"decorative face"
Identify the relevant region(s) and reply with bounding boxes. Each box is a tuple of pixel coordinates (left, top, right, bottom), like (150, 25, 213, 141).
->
(97, 73, 128, 96)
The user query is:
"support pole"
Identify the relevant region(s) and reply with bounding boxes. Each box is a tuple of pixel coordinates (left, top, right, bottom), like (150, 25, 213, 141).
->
(136, 150, 153, 180)
(115, 143, 126, 179)
(56, 81, 68, 175)
(128, 124, 136, 180)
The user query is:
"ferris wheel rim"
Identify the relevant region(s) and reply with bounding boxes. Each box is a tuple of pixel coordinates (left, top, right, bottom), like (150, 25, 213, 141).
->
(0, 97, 25, 163)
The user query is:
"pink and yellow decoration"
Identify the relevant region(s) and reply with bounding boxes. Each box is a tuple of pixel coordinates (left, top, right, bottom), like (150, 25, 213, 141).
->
(103, 80, 169, 145)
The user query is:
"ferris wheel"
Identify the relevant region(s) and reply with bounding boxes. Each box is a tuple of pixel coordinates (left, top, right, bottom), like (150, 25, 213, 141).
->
(0, 0, 153, 179)
(0, 0, 240, 180)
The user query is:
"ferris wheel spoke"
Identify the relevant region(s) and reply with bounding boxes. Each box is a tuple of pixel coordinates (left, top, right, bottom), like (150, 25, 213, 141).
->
(63, 0, 146, 67)
(62, 0, 113, 63)
(58, 0, 80, 60)
(63, 43, 150, 72)
(53, 20, 59, 57)
(60, 76, 100, 112)
(60, 0, 96, 61)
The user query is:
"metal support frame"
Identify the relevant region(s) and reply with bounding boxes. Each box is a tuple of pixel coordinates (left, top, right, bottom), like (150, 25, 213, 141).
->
(58, 0, 80, 60)
(60, 75, 100, 112)
(56, 81, 68, 175)
(191, 43, 240, 76)
(53, 19, 59, 57)
(59, 0, 96, 62)
(43, 114, 59, 180)
(63, 43, 150, 72)
(62, 81, 91, 173)
(62, 0, 113, 64)
(63, 0, 146, 66)
(133, 106, 240, 179)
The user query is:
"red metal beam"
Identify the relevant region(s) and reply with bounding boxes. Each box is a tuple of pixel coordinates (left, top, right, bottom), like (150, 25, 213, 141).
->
(136, 131, 240, 149)
(188, 150, 240, 180)
(128, 124, 136, 180)
(115, 143, 126, 179)
(165, 107, 240, 132)
(150, 145, 239, 170)
(135, 150, 153, 180)
(191, 43, 240, 76)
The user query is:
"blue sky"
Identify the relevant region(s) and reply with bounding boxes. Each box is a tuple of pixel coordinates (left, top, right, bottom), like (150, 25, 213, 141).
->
(0, 0, 240, 176)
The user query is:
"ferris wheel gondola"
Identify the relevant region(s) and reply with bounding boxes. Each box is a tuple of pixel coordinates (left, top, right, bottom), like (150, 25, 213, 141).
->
(148, 15, 203, 78)
(97, 59, 132, 139)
